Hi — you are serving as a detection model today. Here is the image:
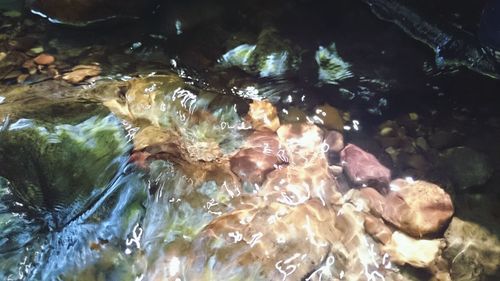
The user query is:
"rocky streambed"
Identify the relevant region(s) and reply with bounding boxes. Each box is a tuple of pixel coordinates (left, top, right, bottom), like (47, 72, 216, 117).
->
(1, 1, 500, 280)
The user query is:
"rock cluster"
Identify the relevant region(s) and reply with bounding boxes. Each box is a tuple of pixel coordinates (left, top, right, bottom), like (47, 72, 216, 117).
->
(110, 85, 457, 280)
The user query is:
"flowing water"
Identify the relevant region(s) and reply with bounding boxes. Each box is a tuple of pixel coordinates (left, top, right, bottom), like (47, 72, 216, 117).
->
(0, 0, 499, 280)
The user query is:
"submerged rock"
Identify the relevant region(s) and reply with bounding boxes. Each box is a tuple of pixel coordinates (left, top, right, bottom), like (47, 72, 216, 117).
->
(324, 130, 345, 153)
(246, 100, 280, 132)
(230, 148, 277, 185)
(184, 198, 388, 280)
(102, 74, 244, 162)
(0, 115, 129, 225)
(444, 217, 500, 281)
(383, 231, 444, 269)
(219, 27, 302, 77)
(313, 104, 344, 132)
(340, 143, 391, 189)
(230, 131, 282, 185)
(441, 147, 493, 190)
(315, 42, 353, 84)
(382, 179, 453, 237)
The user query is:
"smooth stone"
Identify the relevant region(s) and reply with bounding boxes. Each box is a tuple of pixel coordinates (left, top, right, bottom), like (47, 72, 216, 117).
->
(33, 53, 55, 65)
(230, 148, 277, 185)
(314, 104, 344, 131)
(400, 153, 428, 171)
(185, 198, 379, 280)
(382, 179, 454, 237)
(364, 213, 393, 244)
(358, 187, 385, 217)
(340, 143, 391, 189)
(243, 130, 281, 155)
(441, 146, 493, 190)
(62, 64, 101, 84)
(277, 123, 324, 166)
(428, 130, 461, 149)
(383, 231, 443, 268)
(444, 217, 500, 281)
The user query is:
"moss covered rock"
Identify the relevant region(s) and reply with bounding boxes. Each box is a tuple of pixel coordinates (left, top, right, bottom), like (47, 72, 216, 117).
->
(219, 27, 302, 77)
(0, 114, 130, 225)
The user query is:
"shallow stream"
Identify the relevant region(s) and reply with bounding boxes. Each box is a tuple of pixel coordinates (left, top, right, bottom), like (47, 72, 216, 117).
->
(0, 0, 499, 280)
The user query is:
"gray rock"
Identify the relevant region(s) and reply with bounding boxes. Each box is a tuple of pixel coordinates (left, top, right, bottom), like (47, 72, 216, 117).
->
(444, 217, 500, 281)
(442, 147, 493, 190)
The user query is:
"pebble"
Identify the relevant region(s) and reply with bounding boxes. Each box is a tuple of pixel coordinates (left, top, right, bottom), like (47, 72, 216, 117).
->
(408, 112, 419, 121)
(379, 127, 393, 136)
(29, 46, 44, 55)
(0, 52, 6, 62)
(34, 53, 55, 65)
(62, 64, 101, 84)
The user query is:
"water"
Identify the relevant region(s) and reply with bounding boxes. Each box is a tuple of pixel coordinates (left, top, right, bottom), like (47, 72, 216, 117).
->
(0, 0, 499, 280)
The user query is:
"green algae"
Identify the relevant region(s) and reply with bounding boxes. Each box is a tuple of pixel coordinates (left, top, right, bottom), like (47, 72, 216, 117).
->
(0, 115, 130, 218)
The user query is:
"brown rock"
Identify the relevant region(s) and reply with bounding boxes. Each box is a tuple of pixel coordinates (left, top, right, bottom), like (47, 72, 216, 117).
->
(62, 64, 101, 84)
(359, 187, 385, 217)
(184, 198, 376, 280)
(340, 143, 391, 188)
(33, 54, 55, 65)
(234, 130, 287, 184)
(382, 179, 454, 237)
(243, 130, 281, 156)
(314, 104, 344, 131)
(280, 106, 307, 123)
(324, 130, 344, 153)
(246, 100, 280, 132)
(364, 213, 393, 244)
(230, 148, 277, 185)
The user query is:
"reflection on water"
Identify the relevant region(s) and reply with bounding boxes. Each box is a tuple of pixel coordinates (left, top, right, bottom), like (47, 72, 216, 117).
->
(0, 0, 499, 280)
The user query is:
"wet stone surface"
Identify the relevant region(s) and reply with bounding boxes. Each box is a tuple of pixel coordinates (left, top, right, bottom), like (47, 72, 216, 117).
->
(0, 0, 499, 280)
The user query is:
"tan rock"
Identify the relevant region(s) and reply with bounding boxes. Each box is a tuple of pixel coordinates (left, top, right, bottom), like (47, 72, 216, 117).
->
(246, 100, 280, 132)
(62, 64, 101, 84)
(364, 213, 393, 244)
(384, 231, 443, 268)
(183, 198, 382, 280)
(33, 53, 55, 65)
(359, 187, 386, 217)
(382, 179, 454, 237)
(276, 123, 324, 166)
